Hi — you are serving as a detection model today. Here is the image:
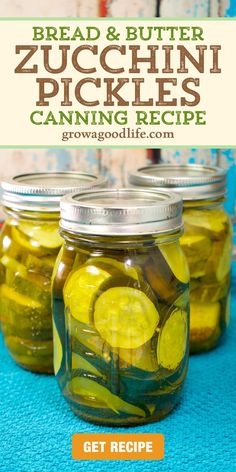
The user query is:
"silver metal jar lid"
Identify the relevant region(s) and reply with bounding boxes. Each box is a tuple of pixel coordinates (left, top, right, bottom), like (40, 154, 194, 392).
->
(1, 172, 107, 212)
(60, 188, 183, 236)
(129, 164, 227, 201)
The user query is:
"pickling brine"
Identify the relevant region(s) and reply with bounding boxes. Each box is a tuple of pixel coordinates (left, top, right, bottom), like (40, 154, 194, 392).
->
(0, 172, 107, 372)
(53, 188, 190, 425)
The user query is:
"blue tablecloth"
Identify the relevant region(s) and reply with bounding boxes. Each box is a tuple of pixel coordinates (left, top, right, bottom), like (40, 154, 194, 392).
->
(1, 265, 236, 472)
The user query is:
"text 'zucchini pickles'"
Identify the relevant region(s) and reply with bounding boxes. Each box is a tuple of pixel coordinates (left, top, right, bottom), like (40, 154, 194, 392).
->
(129, 164, 232, 353)
(52, 188, 190, 425)
(0, 172, 107, 373)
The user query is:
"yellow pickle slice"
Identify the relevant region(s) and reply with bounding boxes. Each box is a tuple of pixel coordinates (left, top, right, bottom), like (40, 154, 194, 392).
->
(157, 308, 187, 371)
(203, 236, 231, 283)
(71, 353, 103, 377)
(94, 287, 159, 349)
(18, 222, 63, 249)
(85, 256, 139, 281)
(215, 234, 232, 282)
(0, 284, 42, 310)
(70, 377, 146, 417)
(190, 302, 221, 343)
(159, 242, 189, 284)
(190, 280, 229, 303)
(1, 255, 27, 278)
(180, 233, 212, 261)
(11, 226, 46, 256)
(26, 254, 56, 274)
(53, 319, 63, 375)
(5, 335, 53, 358)
(70, 318, 111, 363)
(63, 265, 111, 324)
(119, 340, 157, 372)
(183, 209, 228, 239)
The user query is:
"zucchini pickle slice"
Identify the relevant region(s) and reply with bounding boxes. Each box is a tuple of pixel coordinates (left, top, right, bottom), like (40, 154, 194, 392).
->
(26, 254, 56, 275)
(180, 233, 212, 261)
(203, 235, 232, 283)
(143, 255, 177, 302)
(0, 284, 51, 331)
(5, 335, 53, 358)
(71, 353, 103, 377)
(53, 319, 63, 375)
(0, 284, 42, 309)
(11, 227, 46, 256)
(95, 273, 156, 305)
(86, 257, 139, 281)
(216, 234, 232, 282)
(190, 302, 220, 333)
(5, 269, 51, 311)
(3, 320, 52, 341)
(70, 377, 146, 417)
(183, 209, 228, 238)
(119, 340, 157, 372)
(18, 222, 63, 249)
(190, 280, 229, 303)
(159, 242, 189, 284)
(157, 308, 187, 371)
(94, 287, 159, 349)
(64, 265, 111, 324)
(70, 319, 111, 364)
(0, 228, 22, 260)
(1, 255, 27, 278)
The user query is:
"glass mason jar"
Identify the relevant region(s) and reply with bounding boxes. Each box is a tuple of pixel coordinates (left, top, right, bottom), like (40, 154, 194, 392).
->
(129, 165, 232, 353)
(52, 188, 190, 425)
(0, 172, 107, 373)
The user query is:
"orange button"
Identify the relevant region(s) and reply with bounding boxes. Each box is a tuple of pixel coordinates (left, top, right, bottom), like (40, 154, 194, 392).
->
(72, 433, 164, 461)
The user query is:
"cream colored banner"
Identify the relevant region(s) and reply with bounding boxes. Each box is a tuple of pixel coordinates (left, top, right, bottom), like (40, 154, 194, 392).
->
(0, 19, 235, 147)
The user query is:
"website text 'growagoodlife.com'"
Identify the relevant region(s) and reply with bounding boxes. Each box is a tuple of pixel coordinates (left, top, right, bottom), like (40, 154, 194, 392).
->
(29, 108, 207, 143)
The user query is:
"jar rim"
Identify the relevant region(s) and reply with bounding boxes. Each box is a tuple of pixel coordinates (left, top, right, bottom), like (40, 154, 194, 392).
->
(1, 171, 107, 212)
(60, 188, 183, 236)
(129, 164, 227, 201)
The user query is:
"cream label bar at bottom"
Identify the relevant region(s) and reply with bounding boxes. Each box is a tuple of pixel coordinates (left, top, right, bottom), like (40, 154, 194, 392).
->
(72, 433, 164, 461)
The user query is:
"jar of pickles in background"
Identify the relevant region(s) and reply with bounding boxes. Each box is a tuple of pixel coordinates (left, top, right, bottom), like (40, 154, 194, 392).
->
(52, 188, 190, 425)
(129, 165, 232, 353)
(0, 172, 107, 373)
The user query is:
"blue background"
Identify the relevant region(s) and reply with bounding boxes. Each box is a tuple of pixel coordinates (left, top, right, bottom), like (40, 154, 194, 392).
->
(0, 265, 235, 472)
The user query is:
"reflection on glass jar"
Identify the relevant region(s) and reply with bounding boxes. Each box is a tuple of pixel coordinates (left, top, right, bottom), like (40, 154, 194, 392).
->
(129, 164, 232, 353)
(0, 172, 107, 373)
(53, 188, 190, 425)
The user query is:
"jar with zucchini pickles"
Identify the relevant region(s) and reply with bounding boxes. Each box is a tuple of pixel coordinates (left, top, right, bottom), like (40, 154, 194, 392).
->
(129, 164, 232, 353)
(52, 188, 190, 425)
(0, 172, 107, 373)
